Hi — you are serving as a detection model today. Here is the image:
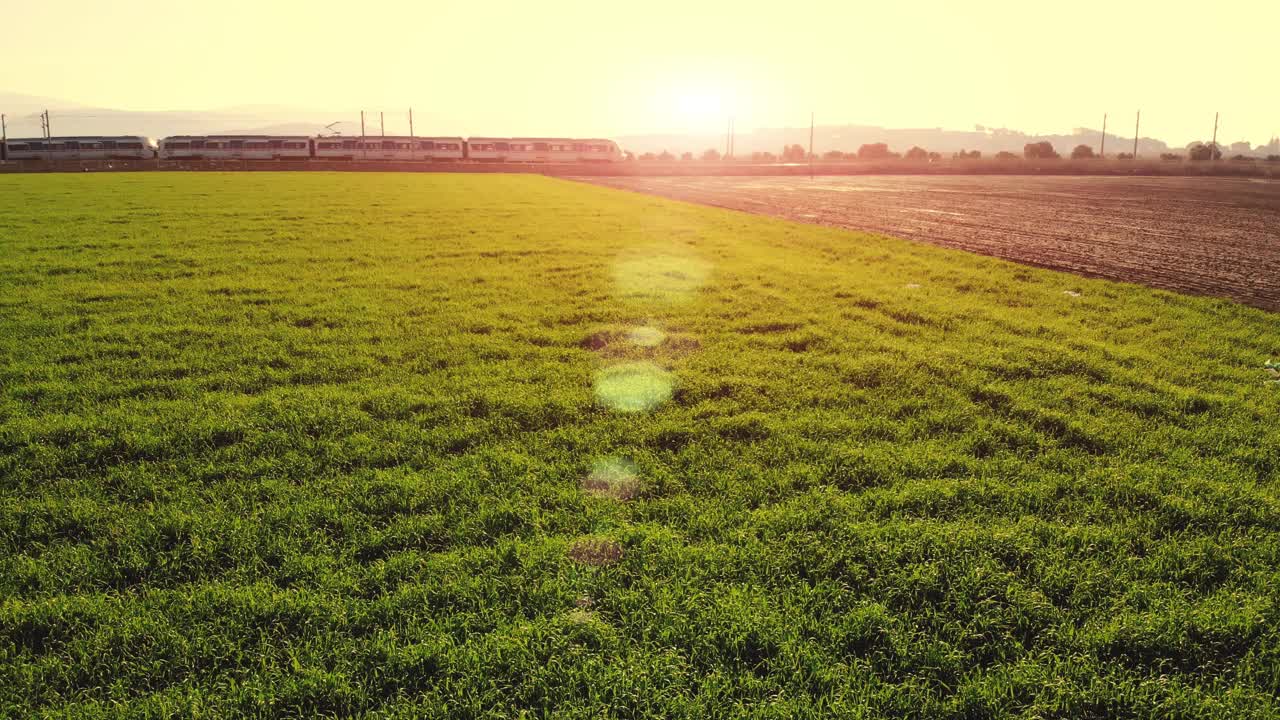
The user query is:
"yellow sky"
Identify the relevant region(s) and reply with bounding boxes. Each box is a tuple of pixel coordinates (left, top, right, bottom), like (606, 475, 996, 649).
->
(4, 0, 1277, 146)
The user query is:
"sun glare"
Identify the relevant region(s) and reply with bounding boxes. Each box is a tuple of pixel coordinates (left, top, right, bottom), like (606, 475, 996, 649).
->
(676, 91, 723, 122)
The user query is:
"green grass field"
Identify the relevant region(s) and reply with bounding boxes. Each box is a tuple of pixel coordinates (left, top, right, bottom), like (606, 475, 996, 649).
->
(2, 172, 1279, 719)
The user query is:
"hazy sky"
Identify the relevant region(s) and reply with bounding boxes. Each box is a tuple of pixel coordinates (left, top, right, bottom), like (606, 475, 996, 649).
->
(4, 0, 1277, 146)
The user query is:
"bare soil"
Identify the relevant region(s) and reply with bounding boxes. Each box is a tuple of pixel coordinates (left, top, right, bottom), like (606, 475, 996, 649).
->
(582, 175, 1280, 312)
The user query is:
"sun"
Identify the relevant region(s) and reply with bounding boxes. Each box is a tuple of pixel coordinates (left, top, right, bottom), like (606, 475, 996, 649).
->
(676, 91, 724, 122)
(647, 69, 744, 132)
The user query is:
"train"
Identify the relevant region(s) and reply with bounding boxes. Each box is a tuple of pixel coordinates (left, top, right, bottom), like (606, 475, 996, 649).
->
(0, 136, 154, 162)
(1, 135, 625, 163)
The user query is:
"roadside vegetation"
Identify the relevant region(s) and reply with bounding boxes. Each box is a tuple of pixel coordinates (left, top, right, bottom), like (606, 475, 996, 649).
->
(1, 173, 1278, 718)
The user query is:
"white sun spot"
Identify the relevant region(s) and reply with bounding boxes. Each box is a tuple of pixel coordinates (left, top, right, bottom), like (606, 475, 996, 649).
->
(594, 362, 673, 412)
(627, 325, 666, 347)
(583, 456, 640, 500)
(613, 250, 711, 302)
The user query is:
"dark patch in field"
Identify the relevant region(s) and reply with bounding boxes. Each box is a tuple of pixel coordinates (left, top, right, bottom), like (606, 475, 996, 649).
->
(739, 321, 805, 334)
(567, 538, 623, 567)
(292, 317, 340, 330)
(579, 330, 617, 350)
(969, 386, 1014, 413)
(880, 307, 937, 328)
(1028, 410, 1109, 454)
(667, 335, 702, 352)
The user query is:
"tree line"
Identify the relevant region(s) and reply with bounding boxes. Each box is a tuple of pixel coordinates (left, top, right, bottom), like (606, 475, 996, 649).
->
(633, 141, 1280, 163)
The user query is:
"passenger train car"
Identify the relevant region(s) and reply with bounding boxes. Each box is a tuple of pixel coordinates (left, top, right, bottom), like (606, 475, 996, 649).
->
(156, 135, 624, 163)
(2, 136, 154, 161)
(312, 136, 465, 161)
(3, 133, 625, 164)
(158, 136, 311, 160)
(466, 138, 623, 162)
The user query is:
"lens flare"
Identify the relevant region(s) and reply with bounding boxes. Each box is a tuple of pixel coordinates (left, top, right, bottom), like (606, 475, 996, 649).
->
(594, 362, 673, 412)
(627, 325, 666, 347)
(612, 251, 710, 302)
(584, 456, 641, 500)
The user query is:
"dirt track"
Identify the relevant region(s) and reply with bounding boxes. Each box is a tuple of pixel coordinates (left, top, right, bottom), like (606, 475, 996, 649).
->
(582, 175, 1280, 312)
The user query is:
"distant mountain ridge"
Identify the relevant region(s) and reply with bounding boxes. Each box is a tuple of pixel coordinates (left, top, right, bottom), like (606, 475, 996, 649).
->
(3, 93, 1274, 156)
(618, 125, 1280, 158)
(0, 93, 367, 140)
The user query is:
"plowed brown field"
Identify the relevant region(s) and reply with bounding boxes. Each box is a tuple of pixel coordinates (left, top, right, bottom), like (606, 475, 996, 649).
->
(582, 175, 1280, 312)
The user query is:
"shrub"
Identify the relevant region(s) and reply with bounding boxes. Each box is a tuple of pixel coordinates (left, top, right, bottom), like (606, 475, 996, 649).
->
(1024, 141, 1059, 160)
(1187, 143, 1222, 162)
(857, 143, 893, 160)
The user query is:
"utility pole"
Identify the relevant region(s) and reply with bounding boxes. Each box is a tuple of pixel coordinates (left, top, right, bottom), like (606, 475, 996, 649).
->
(1133, 110, 1140, 158)
(409, 108, 414, 138)
(1100, 113, 1107, 157)
(1, 113, 6, 163)
(409, 108, 415, 160)
(42, 110, 52, 164)
(360, 111, 366, 161)
(380, 112, 385, 137)
(1211, 112, 1219, 160)
(808, 111, 814, 179)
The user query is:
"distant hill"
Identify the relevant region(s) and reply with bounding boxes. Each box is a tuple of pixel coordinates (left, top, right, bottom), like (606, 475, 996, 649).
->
(622, 125, 1280, 158)
(0, 95, 366, 140)
(2, 93, 1269, 156)
(0, 92, 88, 115)
(617, 124, 1190, 158)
